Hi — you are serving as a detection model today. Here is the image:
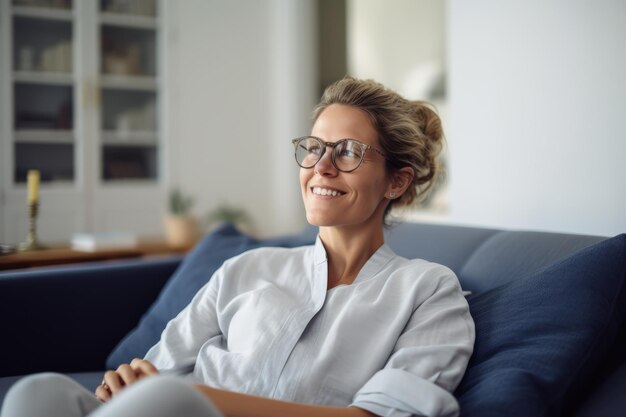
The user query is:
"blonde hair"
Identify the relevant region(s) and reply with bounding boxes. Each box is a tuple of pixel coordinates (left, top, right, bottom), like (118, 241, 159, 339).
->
(313, 77, 444, 216)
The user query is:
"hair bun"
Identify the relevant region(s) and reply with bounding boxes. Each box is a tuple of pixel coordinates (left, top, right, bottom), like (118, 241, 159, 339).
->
(412, 101, 444, 147)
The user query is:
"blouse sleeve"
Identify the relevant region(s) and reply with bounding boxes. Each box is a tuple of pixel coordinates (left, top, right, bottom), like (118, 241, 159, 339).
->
(351, 270, 475, 417)
(144, 266, 224, 375)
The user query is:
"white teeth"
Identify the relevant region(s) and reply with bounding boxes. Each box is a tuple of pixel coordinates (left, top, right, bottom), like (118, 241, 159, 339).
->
(312, 187, 343, 197)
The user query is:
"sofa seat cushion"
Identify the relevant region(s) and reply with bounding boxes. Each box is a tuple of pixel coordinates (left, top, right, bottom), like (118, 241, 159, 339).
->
(106, 223, 317, 368)
(455, 234, 626, 417)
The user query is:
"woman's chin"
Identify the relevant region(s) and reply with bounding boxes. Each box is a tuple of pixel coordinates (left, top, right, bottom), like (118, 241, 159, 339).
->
(305, 213, 337, 227)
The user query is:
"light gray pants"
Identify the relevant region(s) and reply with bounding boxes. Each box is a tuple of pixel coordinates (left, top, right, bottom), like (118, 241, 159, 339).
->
(0, 373, 224, 417)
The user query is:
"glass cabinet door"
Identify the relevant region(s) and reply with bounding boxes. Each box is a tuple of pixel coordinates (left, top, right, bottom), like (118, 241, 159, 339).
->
(99, 0, 159, 181)
(1, 0, 165, 244)
(11, 0, 75, 184)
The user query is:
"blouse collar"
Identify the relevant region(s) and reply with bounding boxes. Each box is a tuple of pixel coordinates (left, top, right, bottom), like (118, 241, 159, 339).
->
(313, 235, 396, 286)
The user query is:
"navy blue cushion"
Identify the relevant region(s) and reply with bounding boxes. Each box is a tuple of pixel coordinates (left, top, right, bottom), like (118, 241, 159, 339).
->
(106, 223, 316, 368)
(573, 359, 626, 417)
(455, 234, 626, 417)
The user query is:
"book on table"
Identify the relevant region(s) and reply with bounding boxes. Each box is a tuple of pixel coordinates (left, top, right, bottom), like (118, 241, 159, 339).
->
(71, 231, 138, 252)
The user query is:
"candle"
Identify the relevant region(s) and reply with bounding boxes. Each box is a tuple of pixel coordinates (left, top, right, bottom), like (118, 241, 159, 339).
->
(27, 170, 40, 204)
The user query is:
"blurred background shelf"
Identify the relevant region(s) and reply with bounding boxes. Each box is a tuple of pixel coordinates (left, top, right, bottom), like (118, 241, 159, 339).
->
(100, 75, 157, 90)
(100, 12, 157, 29)
(14, 129, 74, 144)
(12, 5, 73, 21)
(101, 130, 157, 145)
(13, 70, 73, 85)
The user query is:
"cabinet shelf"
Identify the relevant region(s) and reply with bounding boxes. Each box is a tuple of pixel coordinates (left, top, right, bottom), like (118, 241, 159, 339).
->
(101, 74, 157, 91)
(12, 5, 73, 21)
(15, 129, 73, 144)
(14, 141, 74, 183)
(101, 130, 157, 146)
(14, 70, 73, 85)
(102, 143, 158, 181)
(100, 12, 158, 30)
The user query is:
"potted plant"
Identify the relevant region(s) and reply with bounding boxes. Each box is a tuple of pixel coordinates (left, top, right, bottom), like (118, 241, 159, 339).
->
(204, 203, 253, 234)
(164, 188, 198, 247)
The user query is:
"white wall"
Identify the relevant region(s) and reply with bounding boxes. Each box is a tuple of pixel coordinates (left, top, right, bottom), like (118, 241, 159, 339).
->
(345, 0, 451, 217)
(346, 0, 445, 98)
(164, 0, 316, 237)
(447, 0, 626, 236)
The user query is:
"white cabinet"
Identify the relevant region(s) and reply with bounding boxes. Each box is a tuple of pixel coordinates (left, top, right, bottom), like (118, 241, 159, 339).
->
(0, 0, 166, 244)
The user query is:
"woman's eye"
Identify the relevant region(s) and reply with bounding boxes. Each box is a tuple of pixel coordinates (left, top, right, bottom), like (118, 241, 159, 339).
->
(339, 148, 359, 159)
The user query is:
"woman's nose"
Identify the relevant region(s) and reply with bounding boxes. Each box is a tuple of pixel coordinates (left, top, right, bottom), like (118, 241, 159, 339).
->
(314, 148, 337, 176)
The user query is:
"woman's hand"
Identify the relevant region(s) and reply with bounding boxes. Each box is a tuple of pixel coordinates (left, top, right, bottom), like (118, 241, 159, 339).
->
(95, 358, 159, 402)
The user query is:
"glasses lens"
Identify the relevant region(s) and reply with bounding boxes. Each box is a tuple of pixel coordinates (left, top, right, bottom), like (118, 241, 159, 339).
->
(295, 137, 323, 168)
(333, 140, 364, 172)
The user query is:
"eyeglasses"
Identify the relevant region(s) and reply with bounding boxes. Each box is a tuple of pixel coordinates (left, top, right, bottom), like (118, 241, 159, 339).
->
(292, 136, 385, 173)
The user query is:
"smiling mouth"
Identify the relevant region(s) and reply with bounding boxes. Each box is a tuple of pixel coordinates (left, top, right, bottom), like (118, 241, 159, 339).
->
(311, 186, 346, 197)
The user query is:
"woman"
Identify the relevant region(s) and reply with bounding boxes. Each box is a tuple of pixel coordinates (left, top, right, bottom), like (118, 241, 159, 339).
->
(1, 77, 474, 417)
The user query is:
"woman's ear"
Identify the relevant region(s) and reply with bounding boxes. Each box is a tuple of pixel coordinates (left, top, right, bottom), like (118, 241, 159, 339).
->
(386, 167, 414, 199)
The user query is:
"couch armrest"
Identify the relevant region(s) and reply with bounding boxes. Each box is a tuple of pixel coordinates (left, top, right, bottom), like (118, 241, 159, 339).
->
(0, 256, 182, 376)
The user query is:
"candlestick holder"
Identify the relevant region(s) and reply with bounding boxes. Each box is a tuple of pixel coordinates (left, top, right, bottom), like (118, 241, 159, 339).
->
(19, 202, 44, 251)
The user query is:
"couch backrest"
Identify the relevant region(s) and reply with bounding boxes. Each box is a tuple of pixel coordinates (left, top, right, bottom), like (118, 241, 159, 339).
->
(385, 222, 606, 294)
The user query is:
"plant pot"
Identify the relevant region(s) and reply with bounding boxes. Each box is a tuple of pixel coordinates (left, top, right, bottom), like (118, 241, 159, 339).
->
(163, 215, 198, 248)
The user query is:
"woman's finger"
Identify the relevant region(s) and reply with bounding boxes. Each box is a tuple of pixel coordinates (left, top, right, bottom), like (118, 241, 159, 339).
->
(130, 358, 159, 378)
(95, 382, 112, 402)
(116, 364, 137, 386)
(103, 370, 124, 394)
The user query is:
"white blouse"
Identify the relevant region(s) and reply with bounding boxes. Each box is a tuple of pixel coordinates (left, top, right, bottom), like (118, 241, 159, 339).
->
(145, 237, 475, 417)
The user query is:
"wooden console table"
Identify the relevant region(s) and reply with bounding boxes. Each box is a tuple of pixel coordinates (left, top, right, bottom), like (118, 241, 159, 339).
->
(0, 241, 193, 271)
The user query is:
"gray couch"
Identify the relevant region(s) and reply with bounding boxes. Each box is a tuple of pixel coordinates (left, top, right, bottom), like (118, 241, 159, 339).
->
(1, 222, 624, 417)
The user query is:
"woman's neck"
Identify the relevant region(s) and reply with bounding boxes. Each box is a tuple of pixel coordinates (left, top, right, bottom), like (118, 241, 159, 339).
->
(319, 225, 385, 289)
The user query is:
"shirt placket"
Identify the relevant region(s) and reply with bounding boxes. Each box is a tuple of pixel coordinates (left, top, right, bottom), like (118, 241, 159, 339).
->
(265, 253, 328, 397)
